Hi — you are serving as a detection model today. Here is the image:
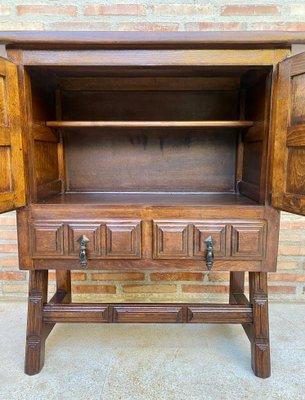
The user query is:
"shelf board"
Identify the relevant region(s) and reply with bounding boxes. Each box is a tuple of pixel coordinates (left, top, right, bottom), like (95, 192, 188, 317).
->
(37, 192, 259, 206)
(46, 120, 254, 128)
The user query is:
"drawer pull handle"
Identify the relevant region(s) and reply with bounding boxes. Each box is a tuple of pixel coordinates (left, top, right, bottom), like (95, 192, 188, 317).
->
(204, 236, 215, 270)
(77, 235, 90, 268)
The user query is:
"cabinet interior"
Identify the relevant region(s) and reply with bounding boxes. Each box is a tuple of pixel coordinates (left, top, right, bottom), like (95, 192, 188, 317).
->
(26, 65, 272, 206)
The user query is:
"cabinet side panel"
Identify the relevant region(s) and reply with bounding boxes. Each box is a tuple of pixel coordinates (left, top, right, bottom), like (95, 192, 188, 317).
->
(239, 70, 272, 203)
(29, 69, 62, 201)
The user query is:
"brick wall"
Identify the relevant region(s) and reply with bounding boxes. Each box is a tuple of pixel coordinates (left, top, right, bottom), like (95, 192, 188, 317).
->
(1, 0, 305, 302)
(1, 1, 305, 31)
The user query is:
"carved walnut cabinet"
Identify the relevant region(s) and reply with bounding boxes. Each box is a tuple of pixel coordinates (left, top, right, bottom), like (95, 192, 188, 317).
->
(1, 31, 305, 378)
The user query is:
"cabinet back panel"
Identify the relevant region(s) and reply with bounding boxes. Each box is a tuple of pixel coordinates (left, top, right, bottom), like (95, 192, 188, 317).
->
(61, 91, 239, 121)
(64, 129, 237, 192)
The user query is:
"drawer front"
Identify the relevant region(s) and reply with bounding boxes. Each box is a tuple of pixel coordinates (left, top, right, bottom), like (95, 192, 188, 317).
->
(31, 223, 64, 256)
(153, 221, 190, 259)
(68, 224, 101, 256)
(231, 222, 266, 258)
(30, 220, 141, 259)
(153, 220, 266, 261)
(193, 223, 227, 258)
(105, 221, 141, 258)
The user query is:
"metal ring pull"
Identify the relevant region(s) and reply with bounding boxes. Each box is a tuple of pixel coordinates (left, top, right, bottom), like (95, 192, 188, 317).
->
(77, 234, 90, 269)
(204, 235, 215, 270)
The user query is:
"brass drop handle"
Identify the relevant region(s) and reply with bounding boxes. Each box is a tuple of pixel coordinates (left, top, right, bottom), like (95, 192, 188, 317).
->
(204, 236, 215, 270)
(76, 234, 90, 269)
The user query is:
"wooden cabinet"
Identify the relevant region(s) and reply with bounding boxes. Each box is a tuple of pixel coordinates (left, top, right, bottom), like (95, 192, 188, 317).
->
(1, 31, 305, 378)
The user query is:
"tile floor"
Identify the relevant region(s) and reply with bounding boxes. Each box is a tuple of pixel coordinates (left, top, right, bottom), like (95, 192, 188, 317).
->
(0, 301, 304, 400)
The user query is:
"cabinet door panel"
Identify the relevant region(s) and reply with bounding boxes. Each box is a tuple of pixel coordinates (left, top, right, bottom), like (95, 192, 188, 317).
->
(0, 57, 25, 213)
(272, 52, 305, 215)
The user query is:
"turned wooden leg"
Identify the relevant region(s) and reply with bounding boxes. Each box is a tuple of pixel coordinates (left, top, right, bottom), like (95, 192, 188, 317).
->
(229, 271, 245, 304)
(249, 272, 271, 379)
(25, 270, 48, 375)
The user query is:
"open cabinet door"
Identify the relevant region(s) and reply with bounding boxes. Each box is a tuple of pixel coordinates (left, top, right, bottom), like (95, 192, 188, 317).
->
(0, 56, 25, 213)
(272, 52, 305, 215)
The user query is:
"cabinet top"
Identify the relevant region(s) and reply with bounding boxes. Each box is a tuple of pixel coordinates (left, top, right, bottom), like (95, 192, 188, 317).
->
(1, 31, 305, 49)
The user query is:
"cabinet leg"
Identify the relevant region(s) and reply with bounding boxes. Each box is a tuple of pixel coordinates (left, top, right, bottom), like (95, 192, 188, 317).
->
(25, 270, 48, 375)
(249, 272, 271, 378)
(56, 270, 72, 303)
(229, 272, 245, 303)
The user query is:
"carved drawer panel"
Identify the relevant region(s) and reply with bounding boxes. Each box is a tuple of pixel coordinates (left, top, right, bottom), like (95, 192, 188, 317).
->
(31, 222, 64, 256)
(30, 219, 141, 259)
(105, 221, 141, 258)
(193, 223, 226, 258)
(68, 224, 100, 255)
(153, 221, 190, 259)
(231, 222, 266, 258)
(153, 219, 267, 261)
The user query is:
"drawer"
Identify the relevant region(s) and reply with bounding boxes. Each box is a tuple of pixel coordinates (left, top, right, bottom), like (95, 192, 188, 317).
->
(231, 222, 266, 258)
(153, 220, 266, 260)
(153, 220, 227, 259)
(193, 223, 227, 258)
(30, 219, 141, 259)
(31, 222, 64, 256)
(153, 221, 191, 259)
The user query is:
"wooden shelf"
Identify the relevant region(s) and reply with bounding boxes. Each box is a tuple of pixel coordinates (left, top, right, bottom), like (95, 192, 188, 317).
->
(46, 120, 254, 128)
(37, 192, 259, 206)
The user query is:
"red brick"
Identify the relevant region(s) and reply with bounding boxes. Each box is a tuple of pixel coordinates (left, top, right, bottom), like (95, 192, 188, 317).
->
(252, 22, 305, 31)
(48, 272, 87, 281)
(0, 216, 16, 225)
(0, 231, 17, 240)
(182, 285, 228, 294)
(269, 273, 305, 283)
(16, 5, 77, 16)
(185, 22, 245, 31)
(279, 232, 305, 241)
(84, 4, 146, 16)
(47, 22, 112, 31)
(0, 256, 19, 267)
(280, 220, 305, 229)
(118, 23, 179, 32)
(150, 272, 203, 281)
(3, 284, 28, 294)
(278, 245, 305, 256)
(0, 243, 18, 253)
(0, 6, 10, 15)
(0, 271, 26, 280)
(123, 284, 177, 293)
(72, 285, 116, 294)
(221, 5, 280, 16)
(207, 272, 229, 282)
(277, 260, 299, 270)
(92, 272, 145, 281)
(152, 5, 212, 16)
(269, 286, 296, 294)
